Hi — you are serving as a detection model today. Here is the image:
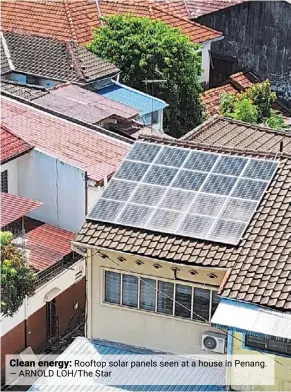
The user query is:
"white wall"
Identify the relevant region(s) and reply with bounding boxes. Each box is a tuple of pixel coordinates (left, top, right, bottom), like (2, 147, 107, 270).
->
(200, 42, 211, 86)
(17, 150, 86, 233)
(87, 184, 104, 213)
(88, 249, 225, 355)
(0, 258, 85, 336)
(1, 159, 18, 194)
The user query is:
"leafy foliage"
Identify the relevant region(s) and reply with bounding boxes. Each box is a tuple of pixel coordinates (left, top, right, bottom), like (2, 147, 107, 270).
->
(220, 80, 287, 129)
(89, 15, 204, 137)
(1, 231, 35, 317)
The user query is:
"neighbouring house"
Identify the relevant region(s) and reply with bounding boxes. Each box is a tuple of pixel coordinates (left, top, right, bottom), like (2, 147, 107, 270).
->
(192, 0, 291, 106)
(200, 72, 291, 121)
(0, 31, 119, 88)
(71, 117, 290, 390)
(0, 30, 169, 131)
(1, 0, 223, 87)
(1, 96, 130, 232)
(1, 192, 85, 380)
(211, 298, 291, 391)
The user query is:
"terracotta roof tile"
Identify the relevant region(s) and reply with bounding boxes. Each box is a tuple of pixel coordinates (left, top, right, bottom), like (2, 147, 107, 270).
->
(1, 96, 130, 183)
(1, 0, 222, 44)
(1, 192, 42, 227)
(1, 125, 33, 164)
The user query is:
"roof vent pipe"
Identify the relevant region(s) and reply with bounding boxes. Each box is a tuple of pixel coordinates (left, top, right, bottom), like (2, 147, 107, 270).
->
(279, 141, 283, 153)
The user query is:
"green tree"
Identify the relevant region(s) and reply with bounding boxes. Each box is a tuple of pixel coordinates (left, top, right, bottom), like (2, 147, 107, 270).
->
(89, 15, 203, 137)
(232, 99, 259, 124)
(265, 110, 287, 130)
(1, 231, 35, 317)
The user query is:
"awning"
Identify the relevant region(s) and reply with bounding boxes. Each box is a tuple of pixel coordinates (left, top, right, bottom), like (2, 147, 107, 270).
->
(211, 300, 291, 339)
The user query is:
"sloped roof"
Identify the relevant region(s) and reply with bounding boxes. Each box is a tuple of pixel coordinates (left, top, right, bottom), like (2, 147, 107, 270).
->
(1, 192, 42, 227)
(1, 125, 33, 164)
(1, 31, 119, 82)
(24, 218, 75, 272)
(1, 0, 222, 44)
(201, 72, 291, 119)
(34, 84, 139, 123)
(182, 116, 291, 153)
(75, 132, 291, 311)
(1, 96, 130, 183)
(1, 80, 49, 101)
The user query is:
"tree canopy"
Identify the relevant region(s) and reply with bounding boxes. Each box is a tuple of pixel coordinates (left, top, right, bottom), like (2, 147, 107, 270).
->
(1, 231, 35, 317)
(220, 80, 289, 130)
(89, 15, 204, 137)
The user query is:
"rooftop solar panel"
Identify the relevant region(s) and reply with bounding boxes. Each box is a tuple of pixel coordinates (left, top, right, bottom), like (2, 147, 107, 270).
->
(87, 141, 278, 245)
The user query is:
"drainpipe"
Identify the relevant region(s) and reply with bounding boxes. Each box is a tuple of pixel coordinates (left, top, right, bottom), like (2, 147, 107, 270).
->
(24, 297, 28, 348)
(86, 249, 92, 338)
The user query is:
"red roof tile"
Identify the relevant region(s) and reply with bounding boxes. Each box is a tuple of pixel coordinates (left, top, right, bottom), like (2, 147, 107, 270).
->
(185, 0, 246, 18)
(1, 125, 33, 164)
(1, 0, 222, 44)
(1, 96, 130, 183)
(1, 192, 42, 227)
(25, 221, 75, 271)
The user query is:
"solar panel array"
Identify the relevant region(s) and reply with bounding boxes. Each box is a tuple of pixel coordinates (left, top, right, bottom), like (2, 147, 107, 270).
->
(88, 141, 278, 245)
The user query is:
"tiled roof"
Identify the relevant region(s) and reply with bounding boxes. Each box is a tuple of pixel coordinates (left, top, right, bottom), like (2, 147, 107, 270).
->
(75, 134, 291, 311)
(1, 192, 42, 227)
(0, 39, 11, 74)
(200, 72, 291, 119)
(34, 84, 139, 123)
(182, 116, 291, 154)
(25, 218, 75, 272)
(1, 80, 49, 101)
(1, 31, 119, 82)
(1, 0, 222, 44)
(1, 125, 33, 164)
(1, 96, 130, 183)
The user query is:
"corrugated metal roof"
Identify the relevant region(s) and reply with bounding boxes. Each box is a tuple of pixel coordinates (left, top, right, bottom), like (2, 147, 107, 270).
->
(29, 337, 225, 391)
(1, 192, 42, 227)
(212, 299, 291, 339)
(98, 82, 168, 116)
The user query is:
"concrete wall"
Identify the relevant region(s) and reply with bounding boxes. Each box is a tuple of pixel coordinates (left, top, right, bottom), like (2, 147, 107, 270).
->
(1, 159, 18, 194)
(17, 150, 86, 232)
(230, 331, 291, 391)
(88, 248, 226, 355)
(200, 42, 211, 87)
(197, 1, 291, 105)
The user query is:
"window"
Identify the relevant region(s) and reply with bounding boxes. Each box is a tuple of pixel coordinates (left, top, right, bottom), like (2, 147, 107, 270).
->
(103, 269, 218, 323)
(1, 170, 8, 193)
(151, 111, 159, 125)
(122, 274, 138, 308)
(157, 281, 174, 315)
(105, 271, 121, 304)
(175, 284, 192, 319)
(245, 335, 291, 355)
(140, 278, 155, 311)
(193, 288, 210, 322)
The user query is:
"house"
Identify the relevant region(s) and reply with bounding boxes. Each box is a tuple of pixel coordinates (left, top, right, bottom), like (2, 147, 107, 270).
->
(211, 299, 291, 391)
(0, 30, 169, 131)
(200, 72, 291, 121)
(1, 96, 130, 232)
(1, 192, 85, 380)
(192, 1, 291, 106)
(0, 31, 119, 88)
(1, 0, 223, 87)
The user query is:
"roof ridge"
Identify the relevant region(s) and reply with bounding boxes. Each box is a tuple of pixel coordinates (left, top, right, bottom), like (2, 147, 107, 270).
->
(140, 133, 291, 159)
(1, 123, 33, 147)
(63, 0, 79, 42)
(152, 3, 223, 39)
(0, 31, 15, 71)
(180, 114, 220, 140)
(65, 41, 86, 82)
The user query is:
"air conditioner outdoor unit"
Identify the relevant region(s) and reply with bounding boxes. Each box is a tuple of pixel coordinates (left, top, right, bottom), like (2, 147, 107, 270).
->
(201, 331, 227, 354)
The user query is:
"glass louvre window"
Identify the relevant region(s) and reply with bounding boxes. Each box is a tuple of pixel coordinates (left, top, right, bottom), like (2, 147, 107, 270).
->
(105, 271, 121, 304)
(175, 284, 192, 319)
(1, 170, 8, 193)
(246, 335, 291, 355)
(157, 281, 174, 315)
(140, 278, 156, 311)
(193, 288, 210, 322)
(211, 292, 220, 317)
(245, 335, 266, 350)
(267, 339, 285, 353)
(122, 274, 138, 308)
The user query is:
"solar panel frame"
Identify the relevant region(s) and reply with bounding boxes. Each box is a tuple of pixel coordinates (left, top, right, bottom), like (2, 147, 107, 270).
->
(87, 141, 278, 246)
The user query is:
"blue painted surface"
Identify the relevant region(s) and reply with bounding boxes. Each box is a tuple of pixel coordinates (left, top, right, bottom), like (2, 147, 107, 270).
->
(29, 338, 226, 391)
(97, 82, 168, 116)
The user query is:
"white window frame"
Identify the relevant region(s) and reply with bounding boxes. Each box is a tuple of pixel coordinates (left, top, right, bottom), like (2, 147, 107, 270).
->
(102, 267, 218, 324)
